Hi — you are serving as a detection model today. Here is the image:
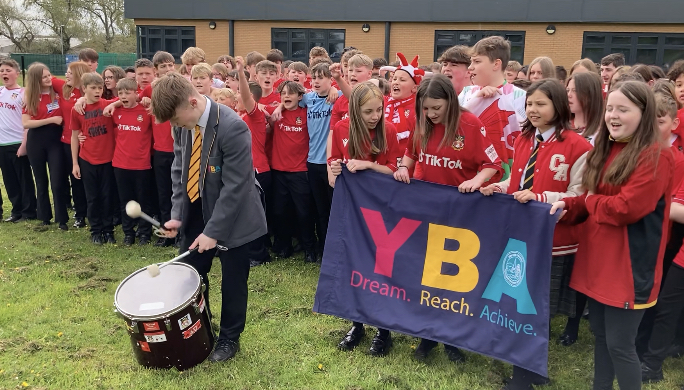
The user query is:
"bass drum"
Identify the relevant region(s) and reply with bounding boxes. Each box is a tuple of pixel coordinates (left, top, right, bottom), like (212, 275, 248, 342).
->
(114, 262, 215, 370)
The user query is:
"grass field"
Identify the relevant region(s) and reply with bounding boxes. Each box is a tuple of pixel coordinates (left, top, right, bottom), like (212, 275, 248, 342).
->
(1, 194, 683, 390)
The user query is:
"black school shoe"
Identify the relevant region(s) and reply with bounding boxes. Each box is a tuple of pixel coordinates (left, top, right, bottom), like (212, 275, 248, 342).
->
(414, 338, 438, 361)
(338, 325, 365, 351)
(304, 250, 318, 263)
(58, 223, 68, 231)
(641, 363, 664, 383)
(92, 234, 103, 245)
(138, 236, 151, 246)
(123, 235, 135, 246)
(444, 344, 466, 363)
(208, 339, 240, 363)
(103, 232, 116, 244)
(369, 331, 392, 357)
(73, 218, 86, 228)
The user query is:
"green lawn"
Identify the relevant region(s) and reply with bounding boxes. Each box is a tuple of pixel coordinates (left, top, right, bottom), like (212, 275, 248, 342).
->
(0, 192, 683, 390)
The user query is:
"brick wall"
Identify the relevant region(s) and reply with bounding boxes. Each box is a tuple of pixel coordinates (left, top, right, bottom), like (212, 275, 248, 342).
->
(136, 19, 684, 69)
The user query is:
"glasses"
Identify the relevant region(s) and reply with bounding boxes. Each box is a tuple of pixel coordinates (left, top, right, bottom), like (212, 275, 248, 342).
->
(104, 76, 115, 81)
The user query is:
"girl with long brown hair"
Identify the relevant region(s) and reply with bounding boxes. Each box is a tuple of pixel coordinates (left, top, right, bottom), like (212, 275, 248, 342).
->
(567, 71, 604, 145)
(20, 62, 68, 229)
(395, 74, 503, 364)
(101, 65, 125, 100)
(328, 81, 402, 357)
(61, 61, 92, 228)
(551, 81, 674, 390)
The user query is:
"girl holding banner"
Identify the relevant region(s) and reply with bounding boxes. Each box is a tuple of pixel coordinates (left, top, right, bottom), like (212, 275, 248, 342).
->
(481, 79, 592, 389)
(551, 81, 674, 390)
(328, 81, 403, 356)
(394, 74, 503, 363)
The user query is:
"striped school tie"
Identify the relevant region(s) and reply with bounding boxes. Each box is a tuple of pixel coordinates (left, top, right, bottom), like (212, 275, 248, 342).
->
(522, 134, 545, 191)
(186, 125, 202, 203)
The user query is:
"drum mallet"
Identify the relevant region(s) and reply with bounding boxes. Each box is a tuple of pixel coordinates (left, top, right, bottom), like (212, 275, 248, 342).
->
(125, 201, 167, 237)
(147, 249, 196, 278)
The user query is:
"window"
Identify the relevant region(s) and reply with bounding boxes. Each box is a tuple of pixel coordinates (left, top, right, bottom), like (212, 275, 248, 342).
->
(434, 30, 525, 63)
(138, 26, 195, 63)
(582, 32, 684, 69)
(272, 28, 345, 62)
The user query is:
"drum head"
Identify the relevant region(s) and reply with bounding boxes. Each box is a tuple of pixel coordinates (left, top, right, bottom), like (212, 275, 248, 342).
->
(115, 263, 201, 319)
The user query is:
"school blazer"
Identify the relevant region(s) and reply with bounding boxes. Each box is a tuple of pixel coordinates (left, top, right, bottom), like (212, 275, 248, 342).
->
(494, 130, 592, 255)
(170, 99, 267, 249)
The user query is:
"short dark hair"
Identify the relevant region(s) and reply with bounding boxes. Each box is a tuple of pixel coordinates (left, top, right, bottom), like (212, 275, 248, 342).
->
(79, 48, 99, 62)
(277, 80, 306, 96)
(266, 49, 284, 63)
(438, 45, 471, 65)
(555, 66, 567, 82)
(601, 53, 625, 67)
(153, 51, 175, 67)
(373, 58, 388, 69)
(247, 81, 262, 101)
(135, 58, 154, 69)
(667, 60, 684, 82)
(310, 62, 332, 79)
(124, 67, 135, 74)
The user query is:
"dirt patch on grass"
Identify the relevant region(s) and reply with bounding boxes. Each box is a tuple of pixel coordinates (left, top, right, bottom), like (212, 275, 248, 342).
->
(0, 336, 27, 352)
(61, 261, 99, 280)
(74, 276, 116, 292)
(69, 347, 97, 360)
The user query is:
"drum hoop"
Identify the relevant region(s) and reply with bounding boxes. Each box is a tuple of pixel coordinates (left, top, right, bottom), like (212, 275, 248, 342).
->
(113, 262, 202, 321)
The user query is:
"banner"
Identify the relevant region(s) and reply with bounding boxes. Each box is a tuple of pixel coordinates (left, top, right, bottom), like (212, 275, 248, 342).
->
(313, 170, 556, 376)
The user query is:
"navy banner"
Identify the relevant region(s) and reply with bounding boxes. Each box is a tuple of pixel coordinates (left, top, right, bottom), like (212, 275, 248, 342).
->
(313, 170, 556, 376)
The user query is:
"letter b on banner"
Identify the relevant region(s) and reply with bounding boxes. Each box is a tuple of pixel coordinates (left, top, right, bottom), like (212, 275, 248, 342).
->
(481, 238, 537, 315)
(422, 224, 480, 292)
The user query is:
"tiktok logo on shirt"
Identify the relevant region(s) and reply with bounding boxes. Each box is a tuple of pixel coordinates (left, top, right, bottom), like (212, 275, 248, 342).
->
(418, 152, 463, 170)
(279, 123, 303, 132)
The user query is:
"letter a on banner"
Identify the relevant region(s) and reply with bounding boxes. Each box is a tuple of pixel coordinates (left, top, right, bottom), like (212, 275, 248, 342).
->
(481, 239, 537, 315)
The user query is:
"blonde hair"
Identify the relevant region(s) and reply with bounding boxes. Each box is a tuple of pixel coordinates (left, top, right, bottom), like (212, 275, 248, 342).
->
(348, 82, 387, 159)
(215, 88, 236, 99)
(570, 58, 598, 76)
(190, 63, 213, 79)
(348, 54, 373, 70)
(150, 73, 199, 123)
(506, 61, 522, 73)
(655, 92, 678, 119)
(24, 63, 55, 117)
(181, 47, 206, 65)
(528, 56, 556, 79)
(471, 36, 510, 69)
(63, 61, 92, 100)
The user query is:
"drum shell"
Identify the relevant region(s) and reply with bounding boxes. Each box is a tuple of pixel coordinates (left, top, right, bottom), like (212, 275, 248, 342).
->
(120, 290, 215, 370)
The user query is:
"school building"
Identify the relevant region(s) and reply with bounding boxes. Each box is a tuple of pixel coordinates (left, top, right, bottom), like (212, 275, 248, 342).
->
(124, 0, 684, 70)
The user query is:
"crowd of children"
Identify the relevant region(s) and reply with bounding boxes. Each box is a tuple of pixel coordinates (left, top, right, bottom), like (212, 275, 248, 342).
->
(2, 38, 684, 389)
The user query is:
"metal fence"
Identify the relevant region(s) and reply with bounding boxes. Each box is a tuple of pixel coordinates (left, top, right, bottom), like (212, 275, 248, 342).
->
(9, 52, 137, 76)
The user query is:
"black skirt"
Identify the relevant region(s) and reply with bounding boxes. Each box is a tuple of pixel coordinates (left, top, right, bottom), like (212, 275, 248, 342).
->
(549, 254, 576, 318)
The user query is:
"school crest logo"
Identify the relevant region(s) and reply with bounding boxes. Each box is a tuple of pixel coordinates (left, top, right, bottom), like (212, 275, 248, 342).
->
(137, 115, 143, 122)
(549, 154, 569, 181)
(503, 250, 525, 288)
(343, 138, 349, 147)
(11, 93, 18, 100)
(295, 117, 302, 125)
(404, 109, 410, 118)
(451, 135, 465, 151)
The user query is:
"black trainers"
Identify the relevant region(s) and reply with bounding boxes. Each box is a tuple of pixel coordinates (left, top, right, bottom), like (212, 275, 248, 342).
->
(73, 218, 86, 228)
(304, 250, 318, 263)
(104, 232, 116, 244)
(444, 344, 466, 363)
(58, 223, 68, 231)
(641, 363, 663, 383)
(208, 339, 240, 362)
(123, 235, 135, 246)
(92, 234, 103, 245)
(138, 236, 151, 246)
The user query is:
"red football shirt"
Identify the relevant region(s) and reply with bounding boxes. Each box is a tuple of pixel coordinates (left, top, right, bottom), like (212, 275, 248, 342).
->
(259, 91, 281, 108)
(329, 118, 402, 172)
(330, 95, 349, 129)
(112, 104, 153, 170)
(138, 83, 173, 152)
(59, 89, 81, 144)
(23, 93, 62, 121)
(240, 105, 270, 173)
(70, 100, 115, 165)
(405, 111, 503, 186)
(271, 106, 308, 172)
(671, 178, 684, 268)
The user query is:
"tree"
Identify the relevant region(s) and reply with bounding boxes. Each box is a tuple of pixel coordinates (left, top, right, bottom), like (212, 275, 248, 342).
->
(25, 0, 87, 53)
(0, 0, 38, 52)
(80, 0, 129, 52)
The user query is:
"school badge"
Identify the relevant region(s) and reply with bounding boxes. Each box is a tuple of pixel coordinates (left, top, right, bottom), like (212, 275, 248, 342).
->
(404, 109, 410, 118)
(452, 135, 465, 151)
(295, 117, 302, 125)
(137, 115, 143, 122)
(11, 93, 18, 100)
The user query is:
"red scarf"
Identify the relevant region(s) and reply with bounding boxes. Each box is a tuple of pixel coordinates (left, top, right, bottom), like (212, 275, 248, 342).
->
(385, 95, 415, 135)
